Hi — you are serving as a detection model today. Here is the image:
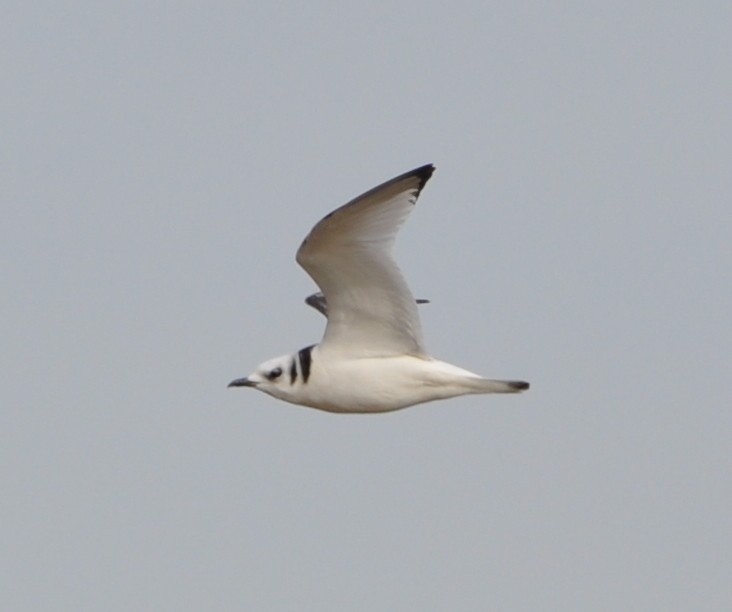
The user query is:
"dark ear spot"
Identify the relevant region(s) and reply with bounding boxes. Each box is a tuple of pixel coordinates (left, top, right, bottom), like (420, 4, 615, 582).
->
(266, 367, 283, 381)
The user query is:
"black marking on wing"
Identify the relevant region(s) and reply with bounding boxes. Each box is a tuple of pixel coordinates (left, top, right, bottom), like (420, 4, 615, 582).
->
(289, 356, 298, 384)
(298, 345, 315, 383)
(412, 163, 435, 192)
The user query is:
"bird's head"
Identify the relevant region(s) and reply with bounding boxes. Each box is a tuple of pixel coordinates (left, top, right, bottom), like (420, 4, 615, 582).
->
(228, 354, 293, 400)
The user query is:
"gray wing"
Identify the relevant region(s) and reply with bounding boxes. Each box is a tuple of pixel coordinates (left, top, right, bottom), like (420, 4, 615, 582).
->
(297, 165, 435, 357)
(305, 292, 429, 319)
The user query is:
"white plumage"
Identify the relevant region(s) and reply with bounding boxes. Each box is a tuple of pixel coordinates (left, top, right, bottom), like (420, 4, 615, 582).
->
(229, 165, 529, 413)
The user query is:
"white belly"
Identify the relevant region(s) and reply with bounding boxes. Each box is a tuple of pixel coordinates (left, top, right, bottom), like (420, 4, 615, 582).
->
(292, 353, 484, 413)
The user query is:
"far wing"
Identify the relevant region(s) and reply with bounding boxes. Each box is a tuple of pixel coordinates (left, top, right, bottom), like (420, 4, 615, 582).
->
(304, 293, 329, 317)
(296, 165, 434, 357)
(305, 292, 430, 319)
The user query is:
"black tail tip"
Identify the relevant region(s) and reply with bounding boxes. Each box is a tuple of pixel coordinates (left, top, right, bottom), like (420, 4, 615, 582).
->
(510, 381, 530, 391)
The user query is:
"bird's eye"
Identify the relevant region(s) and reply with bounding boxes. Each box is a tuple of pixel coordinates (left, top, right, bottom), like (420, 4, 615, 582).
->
(266, 367, 283, 381)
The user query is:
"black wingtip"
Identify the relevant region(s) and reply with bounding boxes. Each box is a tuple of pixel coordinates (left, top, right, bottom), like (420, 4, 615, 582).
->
(412, 164, 435, 191)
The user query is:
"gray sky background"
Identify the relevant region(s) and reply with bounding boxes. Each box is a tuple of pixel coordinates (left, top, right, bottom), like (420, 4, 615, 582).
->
(3, 3, 731, 611)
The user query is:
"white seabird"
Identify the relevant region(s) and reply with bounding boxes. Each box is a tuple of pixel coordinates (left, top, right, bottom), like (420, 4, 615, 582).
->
(229, 165, 529, 413)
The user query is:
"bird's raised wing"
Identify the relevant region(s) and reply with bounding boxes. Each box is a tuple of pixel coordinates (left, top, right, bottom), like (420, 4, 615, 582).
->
(296, 165, 434, 357)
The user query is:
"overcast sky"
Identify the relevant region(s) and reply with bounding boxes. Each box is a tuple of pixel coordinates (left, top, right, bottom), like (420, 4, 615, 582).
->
(3, 3, 731, 611)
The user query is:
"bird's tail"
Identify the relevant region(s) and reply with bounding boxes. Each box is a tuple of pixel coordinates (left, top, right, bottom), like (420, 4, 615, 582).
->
(467, 378, 530, 394)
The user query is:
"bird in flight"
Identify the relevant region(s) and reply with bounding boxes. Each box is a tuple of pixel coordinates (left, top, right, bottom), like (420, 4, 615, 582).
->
(229, 164, 529, 413)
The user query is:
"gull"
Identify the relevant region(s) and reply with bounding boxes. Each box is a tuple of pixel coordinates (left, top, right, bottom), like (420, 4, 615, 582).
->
(229, 164, 529, 413)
